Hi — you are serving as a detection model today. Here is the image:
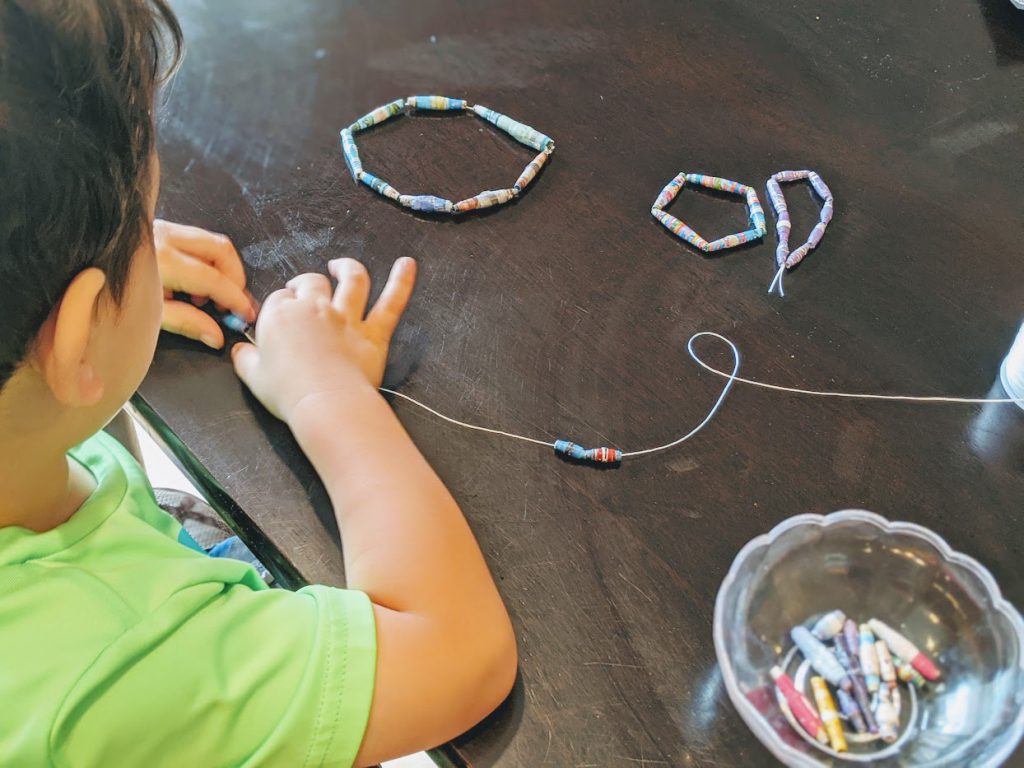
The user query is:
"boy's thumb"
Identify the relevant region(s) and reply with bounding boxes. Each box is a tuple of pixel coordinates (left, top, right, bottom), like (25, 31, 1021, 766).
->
(230, 343, 259, 388)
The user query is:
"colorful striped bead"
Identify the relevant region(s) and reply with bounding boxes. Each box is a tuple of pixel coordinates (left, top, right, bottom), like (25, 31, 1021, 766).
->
(359, 171, 401, 201)
(348, 98, 406, 132)
(766, 169, 835, 271)
(339, 129, 362, 181)
(651, 173, 765, 253)
(554, 440, 622, 464)
(407, 95, 467, 111)
(398, 194, 454, 213)
(652, 173, 686, 211)
(471, 104, 554, 151)
(513, 149, 551, 193)
(453, 188, 516, 213)
(651, 209, 710, 250)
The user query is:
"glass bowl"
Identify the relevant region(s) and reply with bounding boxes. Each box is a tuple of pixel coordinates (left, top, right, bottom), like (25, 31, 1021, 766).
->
(713, 510, 1024, 767)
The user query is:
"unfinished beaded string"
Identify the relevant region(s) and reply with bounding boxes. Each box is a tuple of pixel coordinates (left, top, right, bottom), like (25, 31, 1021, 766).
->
(766, 170, 835, 297)
(339, 95, 555, 215)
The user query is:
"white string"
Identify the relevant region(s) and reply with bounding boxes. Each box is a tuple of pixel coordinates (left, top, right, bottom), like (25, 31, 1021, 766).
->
(687, 335, 1024, 405)
(619, 332, 739, 457)
(240, 326, 1024, 463)
(768, 263, 786, 297)
(377, 387, 555, 448)
(377, 332, 740, 459)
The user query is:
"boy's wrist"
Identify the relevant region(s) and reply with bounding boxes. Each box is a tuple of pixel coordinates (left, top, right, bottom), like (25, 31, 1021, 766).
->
(285, 379, 381, 427)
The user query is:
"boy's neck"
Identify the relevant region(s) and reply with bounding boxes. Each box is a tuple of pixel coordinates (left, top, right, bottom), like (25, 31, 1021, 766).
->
(0, 446, 96, 533)
(0, 375, 100, 533)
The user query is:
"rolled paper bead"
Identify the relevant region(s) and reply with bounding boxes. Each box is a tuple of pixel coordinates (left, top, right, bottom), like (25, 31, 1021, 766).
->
(835, 688, 867, 734)
(653, 173, 686, 210)
(553, 440, 622, 464)
(875, 640, 897, 684)
(745, 188, 767, 234)
(514, 149, 550, 193)
(868, 619, 941, 681)
(339, 129, 363, 181)
(705, 228, 762, 252)
(806, 222, 828, 249)
(766, 178, 791, 266)
(686, 173, 746, 195)
(453, 188, 516, 213)
(359, 171, 401, 201)
(842, 619, 860, 657)
(893, 655, 927, 689)
(810, 676, 847, 753)
(651, 209, 710, 250)
(770, 666, 828, 745)
(859, 624, 881, 693)
(890, 683, 902, 718)
(223, 313, 251, 334)
(874, 685, 899, 744)
(407, 95, 467, 111)
(808, 170, 834, 203)
(834, 633, 879, 733)
(349, 98, 406, 132)
(811, 610, 847, 640)
(398, 194, 454, 213)
(791, 626, 851, 690)
(472, 104, 553, 151)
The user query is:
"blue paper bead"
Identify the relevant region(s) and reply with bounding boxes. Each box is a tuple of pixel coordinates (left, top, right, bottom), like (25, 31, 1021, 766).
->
(554, 440, 622, 464)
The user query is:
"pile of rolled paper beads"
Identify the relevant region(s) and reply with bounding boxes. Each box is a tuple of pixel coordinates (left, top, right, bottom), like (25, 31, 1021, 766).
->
(340, 95, 555, 214)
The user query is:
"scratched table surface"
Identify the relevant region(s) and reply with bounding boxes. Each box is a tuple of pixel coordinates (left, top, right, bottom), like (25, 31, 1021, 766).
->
(140, 1, 1024, 765)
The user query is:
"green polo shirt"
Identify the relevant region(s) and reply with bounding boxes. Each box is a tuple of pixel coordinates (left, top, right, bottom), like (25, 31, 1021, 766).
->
(0, 431, 376, 767)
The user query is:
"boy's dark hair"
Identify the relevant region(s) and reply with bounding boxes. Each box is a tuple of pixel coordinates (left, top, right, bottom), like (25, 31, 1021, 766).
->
(0, 0, 183, 387)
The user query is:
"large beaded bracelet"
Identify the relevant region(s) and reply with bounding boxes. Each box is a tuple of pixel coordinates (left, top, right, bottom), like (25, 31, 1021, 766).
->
(340, 95, 555, 215)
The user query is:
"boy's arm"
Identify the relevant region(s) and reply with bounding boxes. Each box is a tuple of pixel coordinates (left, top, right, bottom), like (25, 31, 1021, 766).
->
(232, 258, 517, 766)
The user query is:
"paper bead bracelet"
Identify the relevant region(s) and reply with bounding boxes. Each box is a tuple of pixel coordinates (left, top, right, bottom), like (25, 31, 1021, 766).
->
(651, 173, 767, 252)
(765, 170, 835, 297)
(340, 95, 555, 215)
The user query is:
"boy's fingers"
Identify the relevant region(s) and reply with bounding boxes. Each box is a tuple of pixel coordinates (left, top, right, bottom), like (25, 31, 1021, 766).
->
(230, 342, 259, 388)
(367, 257, 417, 340)
(286, 273, 332, 302)
(162, 300, 225, 349)
(169, 258, 255, 321)
(329, 258, 371, 320)
(156, 221, 247, 288)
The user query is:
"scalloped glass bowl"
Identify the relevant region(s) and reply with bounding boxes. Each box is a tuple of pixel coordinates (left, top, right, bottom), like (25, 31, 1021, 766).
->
(714, 510, 1024, 767)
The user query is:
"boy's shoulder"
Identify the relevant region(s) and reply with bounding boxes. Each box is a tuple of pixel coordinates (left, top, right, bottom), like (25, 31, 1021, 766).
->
(0, 431, 377, 765)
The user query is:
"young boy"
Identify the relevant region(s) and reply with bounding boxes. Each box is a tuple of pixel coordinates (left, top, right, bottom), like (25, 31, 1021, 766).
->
(0, 2, 516, 765)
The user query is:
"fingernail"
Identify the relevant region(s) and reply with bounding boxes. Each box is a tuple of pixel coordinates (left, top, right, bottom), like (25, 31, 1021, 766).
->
(200, 334, 221, 349)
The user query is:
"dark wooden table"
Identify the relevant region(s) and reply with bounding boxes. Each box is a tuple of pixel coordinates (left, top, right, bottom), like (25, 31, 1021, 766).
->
(140, 1, 1024, 764)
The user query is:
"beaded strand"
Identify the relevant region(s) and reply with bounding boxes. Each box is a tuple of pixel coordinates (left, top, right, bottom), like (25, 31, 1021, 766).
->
(651, 173, 767, 253)
(765, 170, 835, 297)
(340, 95, 555, 215)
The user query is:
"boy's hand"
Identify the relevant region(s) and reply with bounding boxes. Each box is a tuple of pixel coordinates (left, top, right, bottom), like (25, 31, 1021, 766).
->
(154, 220, 257, 349)
(232, 257, 416, 421)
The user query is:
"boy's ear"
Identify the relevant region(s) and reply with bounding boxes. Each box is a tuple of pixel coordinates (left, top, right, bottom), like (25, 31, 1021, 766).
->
(34, 268, 108, 407)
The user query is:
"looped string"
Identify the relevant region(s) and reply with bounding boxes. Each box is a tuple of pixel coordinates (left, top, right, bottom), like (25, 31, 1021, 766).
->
(236, 322, 1024, 463)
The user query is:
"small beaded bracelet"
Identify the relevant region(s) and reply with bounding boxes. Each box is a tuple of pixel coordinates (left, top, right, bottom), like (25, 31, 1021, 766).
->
(651, 173, 767, 252)
(765, 170, 835, 297)
(340, 95, 555, 215)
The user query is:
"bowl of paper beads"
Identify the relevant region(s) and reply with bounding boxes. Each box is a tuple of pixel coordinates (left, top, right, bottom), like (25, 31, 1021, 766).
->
(714, 510, 1024, 767)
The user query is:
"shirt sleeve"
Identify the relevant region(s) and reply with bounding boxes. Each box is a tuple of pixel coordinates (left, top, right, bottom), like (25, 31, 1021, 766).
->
(50, 583, 377, 768)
